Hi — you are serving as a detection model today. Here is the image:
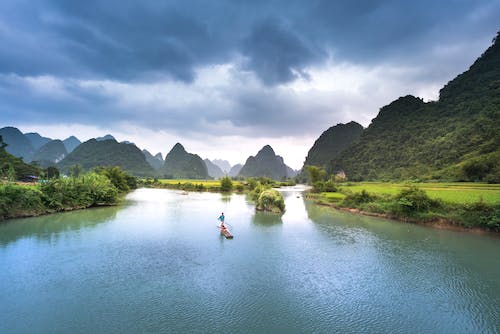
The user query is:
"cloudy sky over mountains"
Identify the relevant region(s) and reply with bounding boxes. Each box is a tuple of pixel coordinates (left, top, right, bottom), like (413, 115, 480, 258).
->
(0, 0, 498, 168)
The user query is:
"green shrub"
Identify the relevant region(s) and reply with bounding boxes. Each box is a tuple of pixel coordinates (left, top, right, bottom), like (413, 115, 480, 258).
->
(455, 201, 500, 231)
(220, 176, 233, 192)
(256, 189, 285, 213)
(40, 172, 118, 209)
(0, 184, 44, 219)
(342, 189, 377, 206)
(392, 186, 442, 215)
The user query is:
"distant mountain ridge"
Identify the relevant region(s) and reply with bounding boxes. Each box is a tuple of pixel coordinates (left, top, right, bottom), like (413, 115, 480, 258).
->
(204, 159, 225, 179)
(212, 159, 231, 173)
(229, 164, 242, 177)
(25, 133, 51, 150)
(143, 149, 164, 170)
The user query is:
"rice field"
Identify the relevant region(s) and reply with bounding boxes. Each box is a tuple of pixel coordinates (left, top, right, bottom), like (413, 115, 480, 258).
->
(157, 179, 244, 189)
(338, 182, 500, 204)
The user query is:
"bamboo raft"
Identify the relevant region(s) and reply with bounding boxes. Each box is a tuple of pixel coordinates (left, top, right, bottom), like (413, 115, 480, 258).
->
(219, 226, 233, 239)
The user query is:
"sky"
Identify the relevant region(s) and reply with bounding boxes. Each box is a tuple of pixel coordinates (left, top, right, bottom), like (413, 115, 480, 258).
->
(0, 0, 498, 169)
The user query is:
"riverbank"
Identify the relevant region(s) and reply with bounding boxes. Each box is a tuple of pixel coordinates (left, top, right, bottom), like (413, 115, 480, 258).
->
(0, 168, 136, 222)
(307, 183, 500, 232)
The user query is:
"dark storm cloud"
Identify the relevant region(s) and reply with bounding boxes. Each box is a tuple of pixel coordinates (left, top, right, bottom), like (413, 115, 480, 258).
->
(242, 18, 320, 85)
(1, 0, 499, 142)
(1, 0, 498, 85)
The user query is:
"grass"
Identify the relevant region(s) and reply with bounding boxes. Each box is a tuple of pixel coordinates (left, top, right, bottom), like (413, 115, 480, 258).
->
(157, 179, 244, 189)
(337, 182, 500, 204)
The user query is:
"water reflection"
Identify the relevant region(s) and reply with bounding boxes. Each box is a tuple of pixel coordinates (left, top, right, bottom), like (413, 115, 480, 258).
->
(0, 206, 119, 246)
(220, 193, 232, 203)
(251, 211, 283, 226)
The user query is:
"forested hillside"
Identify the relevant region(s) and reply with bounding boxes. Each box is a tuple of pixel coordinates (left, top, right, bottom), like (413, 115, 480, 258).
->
(239, 145, 291, 180)
(0, 136, 39, 179)
(58, 139, 155, 177)
(304, 122, 363, 170)
(331, 33, 500, 182)
(163, 143, 208, 179)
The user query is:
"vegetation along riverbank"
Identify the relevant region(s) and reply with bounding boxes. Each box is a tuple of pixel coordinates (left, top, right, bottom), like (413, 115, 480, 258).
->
(307, 182, 500, 232)
(142, 176, 288, 213)
(0, 166, 137, 221)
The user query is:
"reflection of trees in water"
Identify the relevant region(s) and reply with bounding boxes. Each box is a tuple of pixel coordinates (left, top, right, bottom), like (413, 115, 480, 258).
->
(0, 206, 119, 246)
(251, 211, 283, 226)
(220, 193, 232, 203)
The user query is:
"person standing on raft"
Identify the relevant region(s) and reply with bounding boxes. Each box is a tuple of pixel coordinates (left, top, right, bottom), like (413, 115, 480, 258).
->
(218, 212, 225, 229)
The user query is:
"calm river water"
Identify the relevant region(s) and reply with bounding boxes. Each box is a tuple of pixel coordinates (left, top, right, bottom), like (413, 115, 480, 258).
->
(0, 187, 499, 333)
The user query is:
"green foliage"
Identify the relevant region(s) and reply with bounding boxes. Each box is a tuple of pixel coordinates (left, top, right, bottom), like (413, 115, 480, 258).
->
(40, 173, 118, 210)
(0, 184, 45, 219)
(58, 139, 155, 177)
(312, 179, 338, 193)
(300, 122, 363, 180)
(44, 166, 60, 179)
(163, 143, 208, 179)
(220, 176, 233, 192)
(342, 189, 378, 206)
(70, 164, 83, 177)
(391, 186, 442, 215)
(238, 145, 291, 180)
(306, 165, 326, 184)
(7, 164, 16, 182)
(317, 181, 499, 230)
(329, 35, 500, 181)
(454, 201, 500, 231)
(95, 166, 137, 191)
(0, 135, 40, 180)
(256, 189, 285, 213)
(461, 152, 500, 183)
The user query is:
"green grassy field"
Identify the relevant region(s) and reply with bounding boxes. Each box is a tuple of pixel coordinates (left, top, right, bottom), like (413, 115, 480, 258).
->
(157, 179, 244, 189)
(337, 182, 500, 204)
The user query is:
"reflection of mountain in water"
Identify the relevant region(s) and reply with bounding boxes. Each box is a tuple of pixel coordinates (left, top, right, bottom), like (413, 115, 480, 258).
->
(251, 211, 283, 226)
(0, 206, 119, 246)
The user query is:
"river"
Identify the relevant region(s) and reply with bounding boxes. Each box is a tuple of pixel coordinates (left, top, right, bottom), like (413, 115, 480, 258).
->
(0, 187, 498, 333)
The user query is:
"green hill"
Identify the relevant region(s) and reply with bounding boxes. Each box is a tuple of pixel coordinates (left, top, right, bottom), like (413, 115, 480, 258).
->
(58, 139, 155, 177)
(301, 121, 363, 179)
(25, 132, 52, 150)
(332, 33, 500, 182)
(162, 143, 208, 179)
(0, 136, 39, 179)
(63, 136, 81, 153)
(31, 140, 68, 168)
(239, 145, 292, 180)
(0, 127, 34, 162)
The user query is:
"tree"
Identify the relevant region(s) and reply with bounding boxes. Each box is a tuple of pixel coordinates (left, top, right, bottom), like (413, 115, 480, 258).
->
(70, 164, 83, 178)
(306, 166, 326, 184)
(45, 166, 60, 179)
(220, 176, 233, 192)
(7, 164, 16, 182)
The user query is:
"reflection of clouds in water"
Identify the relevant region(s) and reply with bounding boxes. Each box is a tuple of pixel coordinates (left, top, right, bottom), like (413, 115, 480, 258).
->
(280, 190, 310, 225)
